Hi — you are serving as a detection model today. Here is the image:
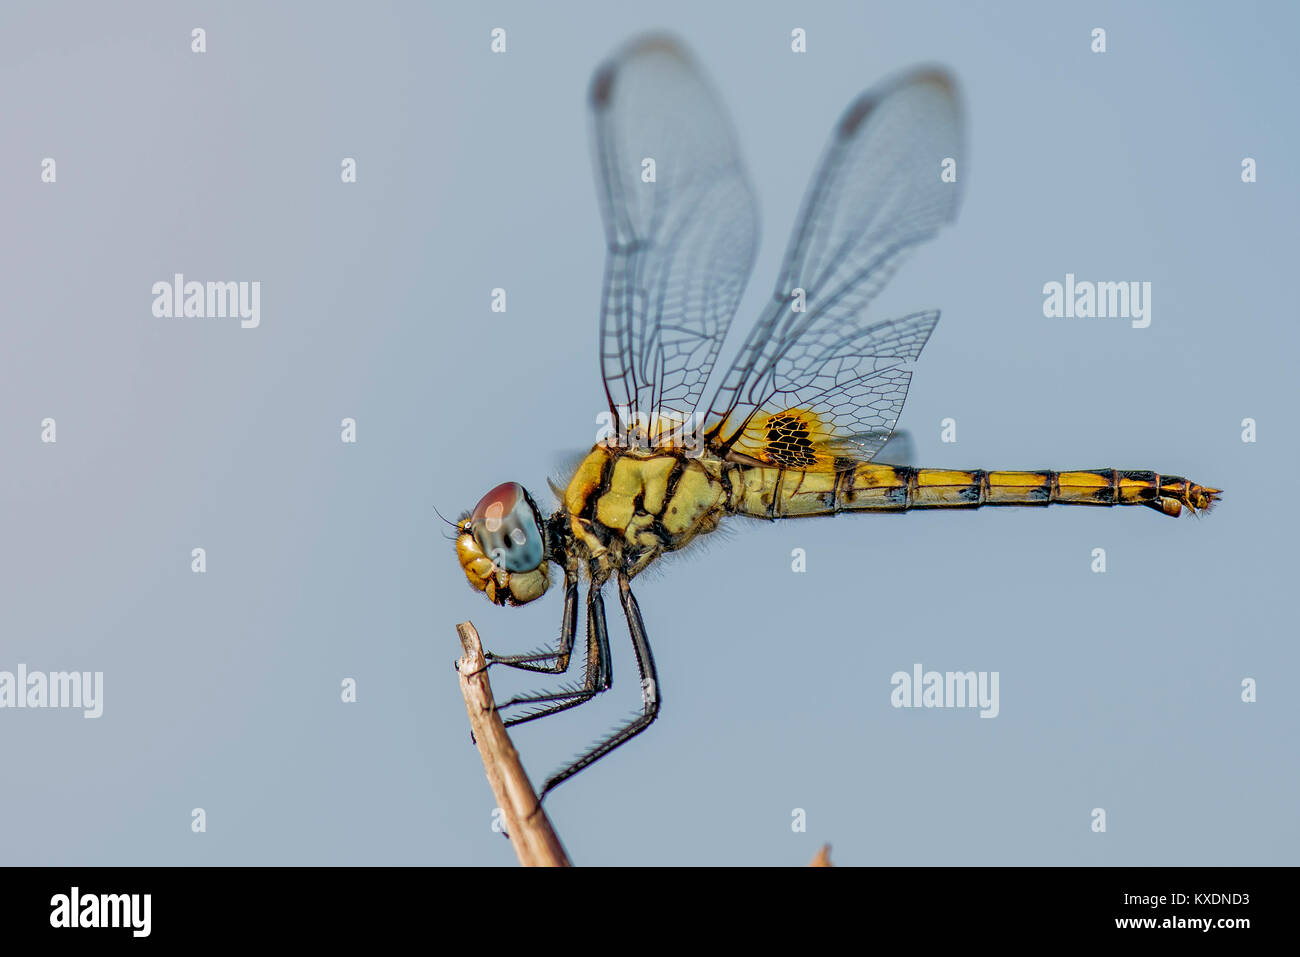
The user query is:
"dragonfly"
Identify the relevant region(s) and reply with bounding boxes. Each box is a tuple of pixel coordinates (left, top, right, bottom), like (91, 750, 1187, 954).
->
(454, 34, 1220, 801)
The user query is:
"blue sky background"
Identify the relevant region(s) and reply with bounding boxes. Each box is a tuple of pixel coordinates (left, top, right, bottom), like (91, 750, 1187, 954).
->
(1, 1, 1296, 865)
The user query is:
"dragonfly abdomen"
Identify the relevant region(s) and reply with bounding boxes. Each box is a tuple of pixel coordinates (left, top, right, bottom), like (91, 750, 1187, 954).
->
(730, 465, 1220, 519)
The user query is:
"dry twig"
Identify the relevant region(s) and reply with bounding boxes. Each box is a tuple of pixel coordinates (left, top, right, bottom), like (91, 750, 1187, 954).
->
(455, 620, 572, 867)
(456, 621, 839, 867)
(810, 844, 834, 866)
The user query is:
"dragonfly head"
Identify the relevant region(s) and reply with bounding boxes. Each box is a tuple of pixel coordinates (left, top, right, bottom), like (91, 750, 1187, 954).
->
(456, 482, 551, 606)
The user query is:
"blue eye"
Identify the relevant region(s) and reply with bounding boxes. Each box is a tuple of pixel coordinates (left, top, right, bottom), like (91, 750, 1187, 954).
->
(470, 482, 545, 572)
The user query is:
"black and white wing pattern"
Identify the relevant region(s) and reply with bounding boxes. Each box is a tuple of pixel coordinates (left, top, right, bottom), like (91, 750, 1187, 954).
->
(702, 68, 964, 468)
(588, 35, 759, 445)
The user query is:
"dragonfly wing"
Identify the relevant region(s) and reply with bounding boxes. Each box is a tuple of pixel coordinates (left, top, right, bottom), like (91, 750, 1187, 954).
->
(725, 310, 938, 469)
(869, 428, 915, 467)
(704, 67, 963, 462)
(589, 35, 759, 441)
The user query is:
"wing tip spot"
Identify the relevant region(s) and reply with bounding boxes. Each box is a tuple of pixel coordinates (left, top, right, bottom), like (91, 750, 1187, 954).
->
(590, 35, 689, 109)
(590, 65, 615, 108)
(630, 34, 686, 58)
(838, 66, 958, 138)
(838, 94, 878, 137)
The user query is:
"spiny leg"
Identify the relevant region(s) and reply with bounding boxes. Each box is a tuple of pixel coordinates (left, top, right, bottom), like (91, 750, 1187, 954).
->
(483, 574, 580, 675)
(539, 570, 660, 801)
(493, 580, 613, 728)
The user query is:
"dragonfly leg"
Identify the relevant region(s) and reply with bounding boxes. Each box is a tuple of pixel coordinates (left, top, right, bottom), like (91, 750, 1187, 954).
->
(484, 575, 579, 674)
(538, 571, 660, 801)
(493, 579, 613, 728)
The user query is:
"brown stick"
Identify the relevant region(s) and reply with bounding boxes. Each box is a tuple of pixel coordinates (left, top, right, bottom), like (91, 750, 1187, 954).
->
(455, 620, 572, 867)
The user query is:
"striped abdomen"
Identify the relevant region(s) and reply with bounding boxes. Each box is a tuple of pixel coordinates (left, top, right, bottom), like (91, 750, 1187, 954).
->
(730, 465, 1220, 519)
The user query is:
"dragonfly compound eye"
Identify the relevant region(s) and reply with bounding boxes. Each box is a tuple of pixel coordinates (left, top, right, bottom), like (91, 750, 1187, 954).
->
(469, 481, 545, 573)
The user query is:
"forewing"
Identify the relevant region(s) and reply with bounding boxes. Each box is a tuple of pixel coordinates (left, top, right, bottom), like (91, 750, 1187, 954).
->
(705, 68, 963, 458)
(589, 35, 759, 441)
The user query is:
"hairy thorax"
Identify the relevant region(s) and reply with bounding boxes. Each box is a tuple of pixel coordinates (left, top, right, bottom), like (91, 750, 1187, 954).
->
(562, 445, 731, 579)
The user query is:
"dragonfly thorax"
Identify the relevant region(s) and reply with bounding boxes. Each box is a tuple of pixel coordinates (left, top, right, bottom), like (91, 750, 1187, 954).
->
(562, 445, 731, 579)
